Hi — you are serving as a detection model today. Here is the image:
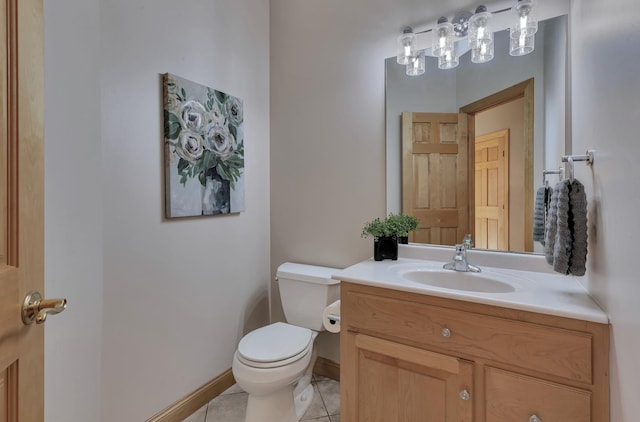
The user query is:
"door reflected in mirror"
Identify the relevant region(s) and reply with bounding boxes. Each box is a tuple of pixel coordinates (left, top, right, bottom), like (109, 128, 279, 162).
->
(386, 15, 568, 254)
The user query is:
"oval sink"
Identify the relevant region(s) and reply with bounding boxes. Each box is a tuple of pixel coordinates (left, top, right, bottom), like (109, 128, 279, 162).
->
(401, 270, 516, 293)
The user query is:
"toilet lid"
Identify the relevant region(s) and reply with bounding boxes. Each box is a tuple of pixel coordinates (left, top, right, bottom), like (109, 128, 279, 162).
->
(238, 322, 313, 364)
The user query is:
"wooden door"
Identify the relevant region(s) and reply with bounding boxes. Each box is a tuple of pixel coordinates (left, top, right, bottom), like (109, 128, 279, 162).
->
(343, 332, 473, 422)
(402, 112, 469, 246)
(474, 129, 509, 250)
(0, 0, 45, 421)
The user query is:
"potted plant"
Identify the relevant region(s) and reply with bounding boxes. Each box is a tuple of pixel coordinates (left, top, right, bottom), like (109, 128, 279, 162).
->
(387, 213, 419, 244)
(361, 217, 398, 261)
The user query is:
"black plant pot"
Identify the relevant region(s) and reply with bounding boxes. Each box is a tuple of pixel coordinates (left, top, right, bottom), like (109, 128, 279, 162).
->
(374, 235, 398, 261)
(399, 236, 409, 244)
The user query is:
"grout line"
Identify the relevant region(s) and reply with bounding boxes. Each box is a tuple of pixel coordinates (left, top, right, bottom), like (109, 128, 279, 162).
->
(316, 381, 331, 418)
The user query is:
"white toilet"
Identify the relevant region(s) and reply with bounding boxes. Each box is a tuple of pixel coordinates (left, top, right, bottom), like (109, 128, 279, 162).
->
(232, 262, 340, 422)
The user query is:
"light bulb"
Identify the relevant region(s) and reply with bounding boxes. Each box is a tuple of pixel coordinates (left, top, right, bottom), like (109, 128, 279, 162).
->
(438, 46, 459, 69)
(406, 50, 425, 76)
(397, 27, 416, 65)
(432, 17, 454, 58)
(469, 5, 493, 63)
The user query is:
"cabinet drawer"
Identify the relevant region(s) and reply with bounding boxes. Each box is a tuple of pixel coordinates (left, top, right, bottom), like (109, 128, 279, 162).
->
(485, 367, 591, 422)
(344, 291, 592, 383)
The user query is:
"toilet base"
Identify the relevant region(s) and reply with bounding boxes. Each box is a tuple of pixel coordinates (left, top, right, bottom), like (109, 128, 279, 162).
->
(294, 383, 314, 419)
(245, 384, 297, 422)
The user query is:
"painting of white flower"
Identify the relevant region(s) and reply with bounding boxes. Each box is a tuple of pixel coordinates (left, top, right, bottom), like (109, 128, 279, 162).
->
(163, 73, 245, 217)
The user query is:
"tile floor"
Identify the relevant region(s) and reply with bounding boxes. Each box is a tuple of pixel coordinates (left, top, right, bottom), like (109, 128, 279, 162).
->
(183, 374, 340, 422)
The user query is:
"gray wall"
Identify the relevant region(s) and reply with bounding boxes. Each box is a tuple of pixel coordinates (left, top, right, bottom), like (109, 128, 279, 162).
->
(44, 0, 103, 420)
(44, 0, 271, 420)
(385, 56, 457, 214)
(571, 0, 640, 420)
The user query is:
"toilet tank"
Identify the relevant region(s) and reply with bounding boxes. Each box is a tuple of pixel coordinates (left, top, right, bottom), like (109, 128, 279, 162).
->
(276, 262, 340, 331)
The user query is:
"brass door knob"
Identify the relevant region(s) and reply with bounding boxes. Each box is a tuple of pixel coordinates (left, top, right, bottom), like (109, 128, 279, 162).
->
(22, 291, 67, 325)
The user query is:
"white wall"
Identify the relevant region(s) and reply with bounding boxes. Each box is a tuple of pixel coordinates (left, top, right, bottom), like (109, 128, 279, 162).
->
(571, 0, 640, 420)
(45, 0, 270, 421)
(44, 0, 103, 421)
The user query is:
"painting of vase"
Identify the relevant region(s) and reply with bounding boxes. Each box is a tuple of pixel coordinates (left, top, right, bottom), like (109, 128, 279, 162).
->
(163, 73, 245, 218)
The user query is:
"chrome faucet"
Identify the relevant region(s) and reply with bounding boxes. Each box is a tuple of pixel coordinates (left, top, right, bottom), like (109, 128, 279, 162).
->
(443, 244, 481, 273)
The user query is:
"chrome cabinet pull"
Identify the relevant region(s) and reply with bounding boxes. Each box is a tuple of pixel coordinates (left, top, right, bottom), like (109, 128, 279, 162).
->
(529, 415, 541, 422)
(459, 389, 470, 400)
(22, 291, 67, 325)
(441, 327, 452, 338)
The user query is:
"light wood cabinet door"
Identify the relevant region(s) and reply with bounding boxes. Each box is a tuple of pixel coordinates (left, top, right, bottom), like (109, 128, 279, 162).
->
(343, 332, 473, 422)
(485, 367, 591, 422)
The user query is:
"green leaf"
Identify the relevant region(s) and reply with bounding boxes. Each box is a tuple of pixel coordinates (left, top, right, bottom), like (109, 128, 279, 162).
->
(164, 110, 182, 140)
(177, 158, 189, 172)
(225, 154, 244, 168)
(180, 174, 188, 185)
(216, 163, 231, 181)
(181, 87, 186, 98)
(198, 171, 206, 186)
(215, 90, 228, 104)
(192, 158, 205, 177)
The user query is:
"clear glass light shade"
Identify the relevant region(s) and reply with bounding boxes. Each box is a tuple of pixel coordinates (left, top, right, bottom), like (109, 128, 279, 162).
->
(406, 51, 425, 76)
(471, 40, 494, 63)
(438, 46, 459, 69)
(510, 32, 535, 56)
(432, 21, 454, 58)
(397, 30, 416, 65)
(468, 11, 492, 49)
(469, 9, 493, 63)
(510, 0, 538, 38)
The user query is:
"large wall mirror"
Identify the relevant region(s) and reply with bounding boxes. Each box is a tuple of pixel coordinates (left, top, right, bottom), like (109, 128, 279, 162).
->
(386, 14, 569, 254)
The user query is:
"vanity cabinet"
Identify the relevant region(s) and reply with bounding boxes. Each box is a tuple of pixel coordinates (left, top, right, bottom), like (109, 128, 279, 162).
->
(340, 282, 609, 422)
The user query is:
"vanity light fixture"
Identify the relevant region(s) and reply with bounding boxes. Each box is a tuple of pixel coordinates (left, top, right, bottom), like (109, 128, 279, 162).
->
(397, 0, 539, 76)
(396, 27, 417, 65)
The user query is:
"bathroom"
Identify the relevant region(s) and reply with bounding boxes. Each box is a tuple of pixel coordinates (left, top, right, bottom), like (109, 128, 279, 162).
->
(37, 0, 639, 421)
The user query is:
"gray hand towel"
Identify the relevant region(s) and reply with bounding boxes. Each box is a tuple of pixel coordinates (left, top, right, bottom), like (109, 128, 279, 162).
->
(544, 179, 589, 276)
(533, 186, 546, 244)
(568, 180, 588, 276)
(552, 179, 572, 274)
(544, 181, 563, 265)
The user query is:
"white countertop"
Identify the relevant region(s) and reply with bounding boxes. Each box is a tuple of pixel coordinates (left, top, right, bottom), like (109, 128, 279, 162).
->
(333, 257, 609, 324)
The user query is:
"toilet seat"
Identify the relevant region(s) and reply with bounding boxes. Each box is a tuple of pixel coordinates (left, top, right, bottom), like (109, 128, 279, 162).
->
(237, 322, 313, 369)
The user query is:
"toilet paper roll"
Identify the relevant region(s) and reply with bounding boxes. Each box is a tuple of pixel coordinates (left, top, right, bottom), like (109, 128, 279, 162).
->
(322, 300, 341, 333)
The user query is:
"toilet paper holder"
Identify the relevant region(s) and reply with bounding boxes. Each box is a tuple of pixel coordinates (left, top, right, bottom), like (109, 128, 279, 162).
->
(327, 314, 341, 325)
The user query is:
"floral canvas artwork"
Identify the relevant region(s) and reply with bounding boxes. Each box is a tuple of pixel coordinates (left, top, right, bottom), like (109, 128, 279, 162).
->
(163, 73, 245, 217)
